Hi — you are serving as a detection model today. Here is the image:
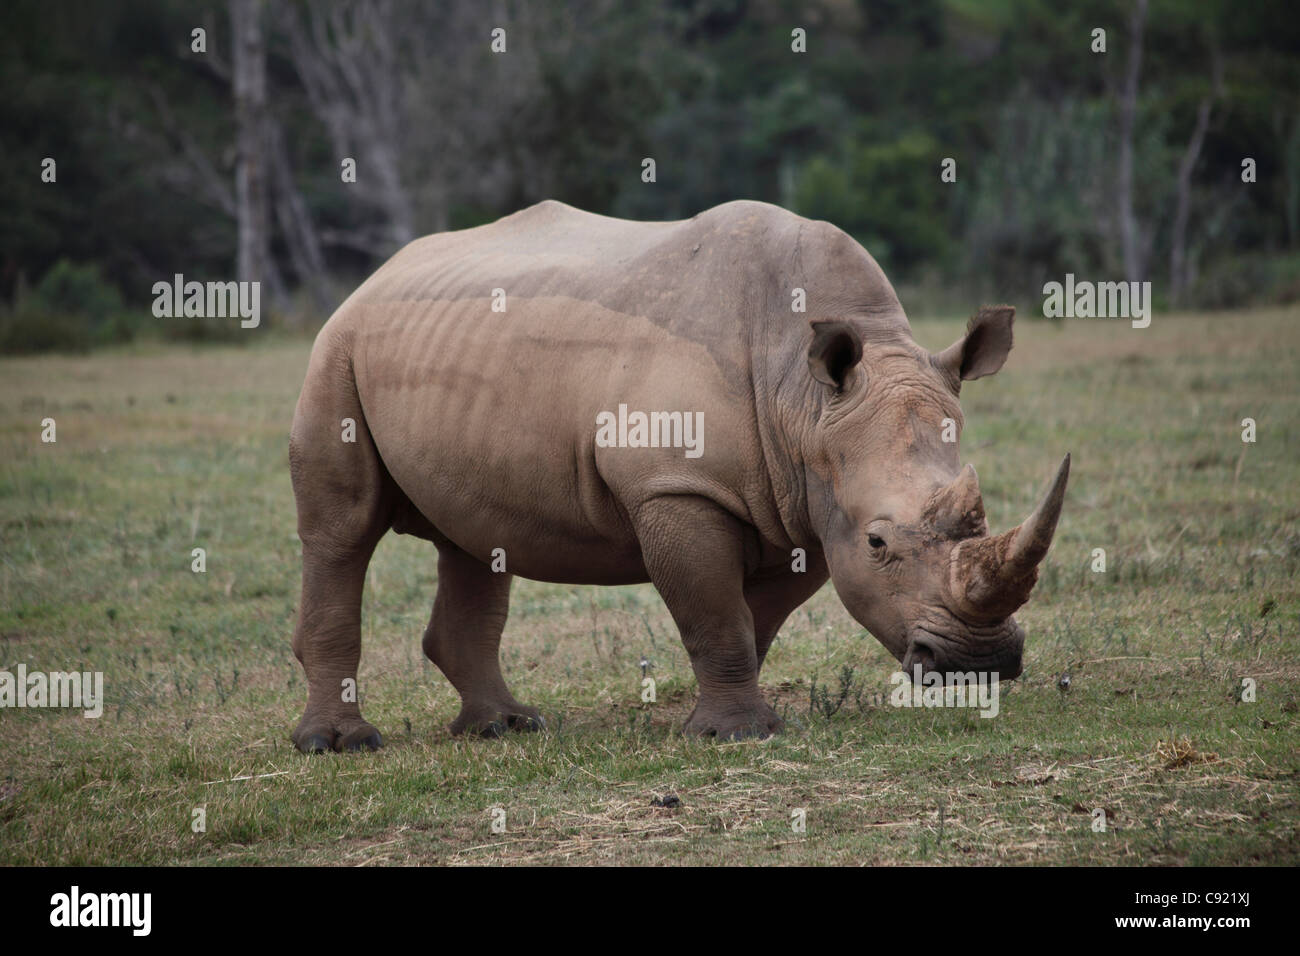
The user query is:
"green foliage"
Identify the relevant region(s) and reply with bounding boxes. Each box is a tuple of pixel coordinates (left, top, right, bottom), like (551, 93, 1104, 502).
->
(1, 0, 1299, 351)
(0, 304, 91, 355)
(1190, 249, 1300, 309)
(0, 260, 137, 354)
(795, 130, 952, 275)
(961, 96, 1115, 301)
(28, 259, 123, 324)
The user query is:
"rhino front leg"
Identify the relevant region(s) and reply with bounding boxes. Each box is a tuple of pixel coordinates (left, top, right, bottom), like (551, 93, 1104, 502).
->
(634, 497, 781, 740)
(745, 557, 830, 671)
(422, 543, 543, 737)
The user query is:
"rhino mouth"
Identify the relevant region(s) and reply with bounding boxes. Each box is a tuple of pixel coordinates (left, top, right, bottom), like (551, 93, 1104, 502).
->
(902, 620, 1024, 682)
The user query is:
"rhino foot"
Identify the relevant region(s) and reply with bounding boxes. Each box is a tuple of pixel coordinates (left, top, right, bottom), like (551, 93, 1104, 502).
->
(684, 700, 783, 741)
(450, 702, 546, 738)
(292, 716, 384, 754)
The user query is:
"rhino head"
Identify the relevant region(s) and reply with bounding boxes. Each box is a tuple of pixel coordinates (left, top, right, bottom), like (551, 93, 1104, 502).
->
(803, 305, 1068, 682)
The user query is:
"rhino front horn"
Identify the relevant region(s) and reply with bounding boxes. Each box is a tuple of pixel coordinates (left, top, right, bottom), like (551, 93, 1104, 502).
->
(951, 454, 1070, 621)
(1005, 453, 1070, 576)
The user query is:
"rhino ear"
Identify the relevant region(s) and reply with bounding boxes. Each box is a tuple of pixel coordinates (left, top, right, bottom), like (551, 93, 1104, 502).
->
(935, 305, 1015, 382)
(808, 321, 863, 390)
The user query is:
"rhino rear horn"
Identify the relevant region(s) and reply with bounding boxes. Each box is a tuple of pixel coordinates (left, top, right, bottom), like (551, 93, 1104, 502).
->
(923, 463, 987, 537)
(951, 455, 1070, 620)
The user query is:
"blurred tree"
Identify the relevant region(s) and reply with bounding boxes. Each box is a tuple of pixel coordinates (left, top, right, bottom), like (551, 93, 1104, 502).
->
(230, 0, 284, 305)
(795, 129, 952, 275)
(2, 0, 1299, 351)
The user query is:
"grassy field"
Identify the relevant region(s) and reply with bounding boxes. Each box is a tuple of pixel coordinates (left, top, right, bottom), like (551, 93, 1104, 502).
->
(1, 307, 1297, 866)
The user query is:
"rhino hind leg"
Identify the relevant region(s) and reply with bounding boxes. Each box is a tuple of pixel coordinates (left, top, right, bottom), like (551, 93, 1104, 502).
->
(289, 332, 395, 754)
(422, 543, 544, 737)
(290, 542, 387, 754)
(634, 497, 782, 740)
(290, 535, 390, 755)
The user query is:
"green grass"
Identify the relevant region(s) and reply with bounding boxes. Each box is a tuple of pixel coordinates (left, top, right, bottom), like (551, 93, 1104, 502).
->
(1, 308, 1298, 865)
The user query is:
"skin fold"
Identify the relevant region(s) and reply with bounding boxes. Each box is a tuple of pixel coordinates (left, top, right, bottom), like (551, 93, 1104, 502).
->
(288, 199, 1068, 750)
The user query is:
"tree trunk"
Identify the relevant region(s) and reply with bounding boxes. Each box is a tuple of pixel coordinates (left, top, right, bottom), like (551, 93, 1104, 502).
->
(278, 1, 415, 253)
(230, 0, 284, 306)
(1275, 109, 1300, 249)
(269, 119, 331, 317)
(1117, 0, 1148, 284)
(1170, 46, 1223, 307)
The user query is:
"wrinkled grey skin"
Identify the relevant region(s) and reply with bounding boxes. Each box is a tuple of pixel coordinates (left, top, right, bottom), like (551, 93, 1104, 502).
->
(288, 199, 1068, 749)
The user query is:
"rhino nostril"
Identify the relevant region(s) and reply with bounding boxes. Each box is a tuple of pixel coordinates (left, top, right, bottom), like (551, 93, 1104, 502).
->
(904, 638, 940, 681)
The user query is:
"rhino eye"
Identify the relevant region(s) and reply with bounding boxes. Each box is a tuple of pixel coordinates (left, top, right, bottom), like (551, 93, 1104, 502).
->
(867, 533, 886, 550)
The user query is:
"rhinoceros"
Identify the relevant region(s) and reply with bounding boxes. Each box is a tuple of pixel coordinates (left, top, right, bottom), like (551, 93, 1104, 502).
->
(288, 199, 1068, 750)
